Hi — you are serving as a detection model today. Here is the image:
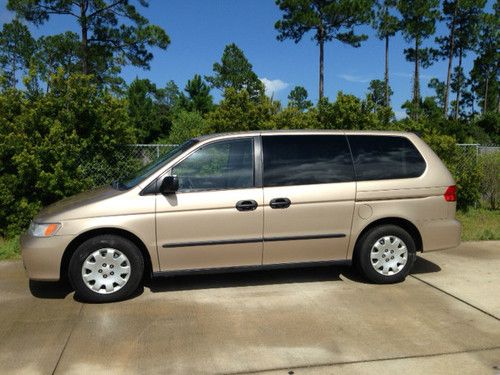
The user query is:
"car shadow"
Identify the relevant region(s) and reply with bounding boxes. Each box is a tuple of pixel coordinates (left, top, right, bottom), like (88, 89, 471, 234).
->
(28, 255, 441, 300)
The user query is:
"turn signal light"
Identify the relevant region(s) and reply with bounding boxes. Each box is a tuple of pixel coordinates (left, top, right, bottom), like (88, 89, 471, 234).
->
(444, 185, 457, 202)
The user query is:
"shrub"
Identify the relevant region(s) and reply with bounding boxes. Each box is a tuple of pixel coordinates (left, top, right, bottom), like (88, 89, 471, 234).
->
(479, 152, 500, 210)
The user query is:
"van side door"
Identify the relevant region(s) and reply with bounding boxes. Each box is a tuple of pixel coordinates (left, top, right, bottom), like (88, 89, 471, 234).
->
(261, 135, 356, 264)
(155, 136, 264, 271)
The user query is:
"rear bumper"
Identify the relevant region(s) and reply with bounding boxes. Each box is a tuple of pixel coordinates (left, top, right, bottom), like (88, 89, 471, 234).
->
(420, 219, 461, 252)
(20, 233, 74, 281)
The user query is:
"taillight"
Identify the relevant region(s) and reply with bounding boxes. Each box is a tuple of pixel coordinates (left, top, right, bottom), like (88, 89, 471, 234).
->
(444, 185, 457, 202)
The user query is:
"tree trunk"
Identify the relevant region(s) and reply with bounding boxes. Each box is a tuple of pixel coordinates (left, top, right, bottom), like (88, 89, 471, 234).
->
(80, 0, 89, 75)
(454, 47, 463, 120)
(11, 52, 17, 88)
(483, 76, 489, 113)
(384, 34, 389, 106)
(319, 34, 324, 100)
(444, 0, 458, 116)
(413, 37, 420, 120)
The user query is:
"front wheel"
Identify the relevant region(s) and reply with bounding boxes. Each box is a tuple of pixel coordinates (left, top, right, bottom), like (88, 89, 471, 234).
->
(68, 235, 144, 302)
(356, 225, 416, 284)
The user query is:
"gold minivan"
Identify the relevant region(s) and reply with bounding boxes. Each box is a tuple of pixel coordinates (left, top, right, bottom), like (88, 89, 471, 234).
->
(21, 131, 461, 302)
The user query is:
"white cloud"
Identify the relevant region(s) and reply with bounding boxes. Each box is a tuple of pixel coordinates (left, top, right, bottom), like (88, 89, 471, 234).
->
(394, 110, 408, 120)
(260, 78, 289, 96)
(338, 74, 371, 83)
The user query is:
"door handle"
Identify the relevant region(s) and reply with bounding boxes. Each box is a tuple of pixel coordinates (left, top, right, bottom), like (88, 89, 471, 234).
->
(269, 198, 291, 209)
(235, 200, 258, 211)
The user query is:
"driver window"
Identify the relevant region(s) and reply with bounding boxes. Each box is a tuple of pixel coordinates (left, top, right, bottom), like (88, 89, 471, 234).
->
(172, 138, 254, 192)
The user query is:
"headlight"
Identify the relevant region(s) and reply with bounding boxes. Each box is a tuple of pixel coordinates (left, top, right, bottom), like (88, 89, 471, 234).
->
(29, 222, 61, 237)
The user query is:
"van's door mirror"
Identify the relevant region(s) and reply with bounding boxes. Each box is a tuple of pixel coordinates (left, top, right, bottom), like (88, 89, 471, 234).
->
(160, 175, 179, 194)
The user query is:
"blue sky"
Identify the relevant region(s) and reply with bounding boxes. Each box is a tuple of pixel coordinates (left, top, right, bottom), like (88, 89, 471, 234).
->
(0, 0, 492, 118)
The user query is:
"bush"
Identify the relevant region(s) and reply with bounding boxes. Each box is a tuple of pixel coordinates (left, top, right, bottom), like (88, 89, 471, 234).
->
(0, 72, 135, 237)
(479, 152, 500, 210)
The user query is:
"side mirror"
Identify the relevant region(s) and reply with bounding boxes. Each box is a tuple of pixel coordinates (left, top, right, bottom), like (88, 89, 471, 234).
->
(159, 175, 179, 195)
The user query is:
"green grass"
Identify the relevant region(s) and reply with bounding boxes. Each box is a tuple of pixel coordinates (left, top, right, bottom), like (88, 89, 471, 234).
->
(0, 209, 498, 261)
(457, 208, 500, 241)
(0, 236, 20, 261)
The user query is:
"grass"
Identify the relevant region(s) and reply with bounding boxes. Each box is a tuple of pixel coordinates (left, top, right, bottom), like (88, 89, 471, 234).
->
(0, 209, 498, 261)
(457, 208, 500, 241)
(0, 236, 20, 261)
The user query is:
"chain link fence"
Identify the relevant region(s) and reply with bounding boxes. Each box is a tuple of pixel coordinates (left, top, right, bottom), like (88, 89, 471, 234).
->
(79, 143, 499, 190)
(80, 144, 178, 188)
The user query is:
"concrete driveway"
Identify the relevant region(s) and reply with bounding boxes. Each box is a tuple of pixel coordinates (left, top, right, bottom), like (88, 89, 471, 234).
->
(0, 241, 499, 375)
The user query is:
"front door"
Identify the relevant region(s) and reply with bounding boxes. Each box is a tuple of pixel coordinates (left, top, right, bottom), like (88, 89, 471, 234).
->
(261, 135, 356, 264)
(156, 137, 263, 271)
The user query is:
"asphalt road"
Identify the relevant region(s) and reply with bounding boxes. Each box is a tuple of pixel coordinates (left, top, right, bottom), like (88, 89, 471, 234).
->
(0, 241, 499, 374)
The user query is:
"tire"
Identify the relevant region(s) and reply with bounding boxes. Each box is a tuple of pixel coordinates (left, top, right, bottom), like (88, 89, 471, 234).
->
(68, 235, 144, 302)
(355, 225, 416, 284)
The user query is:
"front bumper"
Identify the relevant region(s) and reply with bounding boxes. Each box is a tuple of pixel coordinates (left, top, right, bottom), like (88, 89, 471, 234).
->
(20, 233, 75, 281)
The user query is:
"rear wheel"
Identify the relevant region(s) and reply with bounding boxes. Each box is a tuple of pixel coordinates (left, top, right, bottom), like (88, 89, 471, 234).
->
(356, 225, 416, 283)
(68, 235, 144, 302)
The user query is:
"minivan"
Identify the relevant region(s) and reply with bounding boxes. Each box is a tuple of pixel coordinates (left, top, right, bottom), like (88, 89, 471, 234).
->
(21, 131, 461, 302)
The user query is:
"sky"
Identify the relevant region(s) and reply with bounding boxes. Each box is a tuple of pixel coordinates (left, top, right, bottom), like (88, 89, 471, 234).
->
(0, 0, 492, 118)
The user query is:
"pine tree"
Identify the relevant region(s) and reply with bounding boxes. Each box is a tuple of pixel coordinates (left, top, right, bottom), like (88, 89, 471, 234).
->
(398, 0, 440, 120)
(275, 0, 373, 100)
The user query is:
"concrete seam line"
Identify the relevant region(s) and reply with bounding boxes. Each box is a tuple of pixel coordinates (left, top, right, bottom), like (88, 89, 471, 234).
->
(223, 346, 500, 375)
(410, 274, 500, 321)
(51, 303, 84, 375)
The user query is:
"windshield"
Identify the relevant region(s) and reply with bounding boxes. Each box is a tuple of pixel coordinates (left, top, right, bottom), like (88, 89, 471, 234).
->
(114, 139, 199, 190)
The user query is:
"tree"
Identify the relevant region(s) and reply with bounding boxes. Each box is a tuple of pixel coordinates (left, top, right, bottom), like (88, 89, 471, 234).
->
(428, 78, 446, 109)
(8, 0, 170, 85)
(179, 74, 213, 114)
(206, 88, 279, 133)
(470, 3, 499, 114)
(275, 0, 373, 100)
(0, 19, 36, 88)
(372, 0, 400, 106)
(287, 86, 313, 110)
(398, 0, 440, 119)
(205, 43, 264, 100)
(446, 0, 486, 119)
(127, 78, 166, 143)
(367, 79, 393, 107)
(34, 32, 81, 89)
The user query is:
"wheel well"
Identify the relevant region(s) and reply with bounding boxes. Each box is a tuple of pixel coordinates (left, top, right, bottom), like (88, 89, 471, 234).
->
(60, 228, 153, 280)
(352, 217, 423, 262)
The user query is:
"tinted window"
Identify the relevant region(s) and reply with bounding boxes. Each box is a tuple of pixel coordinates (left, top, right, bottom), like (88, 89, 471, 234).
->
(172, 138, 254, 191)
(348, 135, 426, 181)
(262, 135, 354, 187)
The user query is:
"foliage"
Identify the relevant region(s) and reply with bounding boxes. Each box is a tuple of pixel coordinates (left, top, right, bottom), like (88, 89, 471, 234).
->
(287, 86, 313, 111)
(127, 78, 172, 143)
(178, 74, 214, 114)
(164, 111, 208, 144)
(367, 79, 393, 107)
(0, 72, 135, 236)
(398, 0, 440, 111)
(205, 43, 264, 100)
(0, 236, 20, 260)
(206, 88, 280, 133)
(479, 152, 500, 210)
(8, 0, 170, 86)
(0, 19, 36, 88)
(457, 208, 500, 241)
(275, 0, 372, 98)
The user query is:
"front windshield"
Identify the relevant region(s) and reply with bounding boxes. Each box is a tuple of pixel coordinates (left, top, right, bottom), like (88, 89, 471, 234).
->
(115, 139, 199, 190)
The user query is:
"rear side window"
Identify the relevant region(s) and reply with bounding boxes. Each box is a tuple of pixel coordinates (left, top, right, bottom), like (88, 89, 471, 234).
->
(262, 135, 354, 187)
(348, 135, 426, 181)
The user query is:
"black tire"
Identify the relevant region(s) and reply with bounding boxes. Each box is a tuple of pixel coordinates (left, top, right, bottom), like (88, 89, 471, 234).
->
(68, 235, 144, 302)
(355, 225, 416, 284)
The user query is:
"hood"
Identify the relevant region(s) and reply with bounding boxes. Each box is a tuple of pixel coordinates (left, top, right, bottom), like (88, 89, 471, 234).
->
(35, 185, 125, 222)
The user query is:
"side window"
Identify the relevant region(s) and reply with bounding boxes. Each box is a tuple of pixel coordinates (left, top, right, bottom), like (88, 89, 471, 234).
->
(262, 135, 354, 187)
(172, 138, 254, 192)
(348, 135, 426, 181)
